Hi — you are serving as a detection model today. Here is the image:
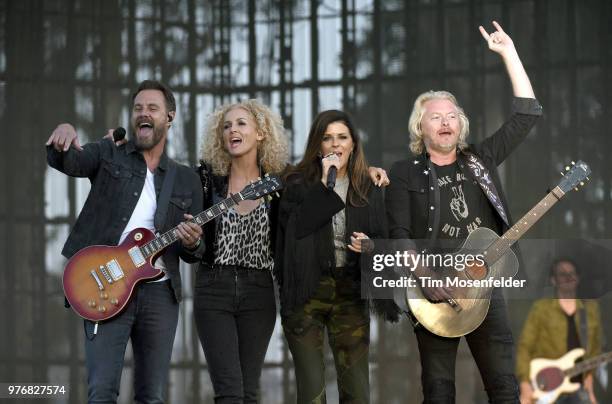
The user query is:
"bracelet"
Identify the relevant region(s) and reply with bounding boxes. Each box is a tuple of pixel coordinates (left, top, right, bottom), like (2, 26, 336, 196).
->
(186, 238, 202, 250)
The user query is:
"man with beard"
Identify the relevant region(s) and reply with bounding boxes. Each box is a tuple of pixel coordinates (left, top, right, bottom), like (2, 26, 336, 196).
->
(386, 22, 542, 402)
(46, 80, 204, 403)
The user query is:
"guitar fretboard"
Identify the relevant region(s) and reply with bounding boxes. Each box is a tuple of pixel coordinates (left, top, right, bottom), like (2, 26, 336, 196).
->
(140, 193, 244, 258)
(483, 187, 565, 265)
(565, 351, 612, 378)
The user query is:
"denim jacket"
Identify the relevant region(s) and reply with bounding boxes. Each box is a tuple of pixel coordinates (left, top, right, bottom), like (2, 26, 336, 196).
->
(46, 138, 203, 301)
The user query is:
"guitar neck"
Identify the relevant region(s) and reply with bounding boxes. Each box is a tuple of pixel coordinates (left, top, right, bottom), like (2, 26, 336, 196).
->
(140, 193, 244, 258)
(565, 351, 612, 378)
(484, 187, 565, 264)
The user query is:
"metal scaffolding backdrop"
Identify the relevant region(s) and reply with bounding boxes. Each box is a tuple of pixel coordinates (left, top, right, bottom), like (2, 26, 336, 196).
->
(1, 0, 611, 403)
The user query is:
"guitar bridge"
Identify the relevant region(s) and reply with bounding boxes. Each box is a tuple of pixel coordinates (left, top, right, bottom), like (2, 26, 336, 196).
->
(99, 265, 113, 284)
(105, 259, 124, 281)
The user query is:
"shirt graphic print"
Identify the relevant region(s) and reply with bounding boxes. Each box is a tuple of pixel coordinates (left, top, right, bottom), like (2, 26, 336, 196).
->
(435, 162, 497, 243)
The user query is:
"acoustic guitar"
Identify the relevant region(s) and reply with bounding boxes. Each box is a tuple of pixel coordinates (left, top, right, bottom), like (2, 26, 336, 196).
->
(407, 161, 591, 337)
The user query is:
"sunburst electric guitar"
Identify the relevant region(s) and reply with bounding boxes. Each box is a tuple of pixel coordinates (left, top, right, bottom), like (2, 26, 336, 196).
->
(406, 161, 591, 337)
(530, 348, 612, 403)
(63, 174, 282, 322)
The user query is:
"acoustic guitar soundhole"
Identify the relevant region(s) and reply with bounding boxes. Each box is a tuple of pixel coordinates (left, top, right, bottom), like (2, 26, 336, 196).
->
(536, 367, 564, 391)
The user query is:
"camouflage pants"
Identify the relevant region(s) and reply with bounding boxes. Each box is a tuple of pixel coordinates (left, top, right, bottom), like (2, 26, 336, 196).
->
(282, 273, 370, 404)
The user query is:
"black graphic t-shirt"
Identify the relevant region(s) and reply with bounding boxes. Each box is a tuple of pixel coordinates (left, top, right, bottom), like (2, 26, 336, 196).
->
(434, 162, 499, 249)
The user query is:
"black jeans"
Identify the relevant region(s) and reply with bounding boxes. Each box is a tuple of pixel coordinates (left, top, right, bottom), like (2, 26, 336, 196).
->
(414, 290, 519, 404)
(194, 266, 276, 404)
(83, 280, 179, 404)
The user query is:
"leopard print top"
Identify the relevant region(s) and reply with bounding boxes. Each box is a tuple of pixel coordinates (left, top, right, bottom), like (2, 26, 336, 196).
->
(213, 202, 274, 270)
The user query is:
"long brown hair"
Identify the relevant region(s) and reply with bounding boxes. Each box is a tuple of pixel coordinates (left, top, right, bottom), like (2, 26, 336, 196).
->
(286, 110, 371, 207)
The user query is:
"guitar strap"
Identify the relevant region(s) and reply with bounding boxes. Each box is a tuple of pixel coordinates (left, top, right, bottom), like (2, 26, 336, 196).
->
(459, 152, 510, 227)
(154, 159, 177, 232)
(198, 160, 210, 197)
(579, 301, 588, 353)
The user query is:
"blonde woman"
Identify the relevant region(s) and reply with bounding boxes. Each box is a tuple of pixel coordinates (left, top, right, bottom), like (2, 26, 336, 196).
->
(194, 99, 288, 404)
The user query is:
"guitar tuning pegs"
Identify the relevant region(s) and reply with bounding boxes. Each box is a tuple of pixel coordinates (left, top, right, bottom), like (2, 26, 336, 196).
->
(565, 166, 570, 171)
(586, 176, 590, 181)
(580, 182, 584, 186)
(275, 192, 280, 198)
(574, 187, 578, 191)
(560, 171, 565, 176)
(571, 161, 575, 165)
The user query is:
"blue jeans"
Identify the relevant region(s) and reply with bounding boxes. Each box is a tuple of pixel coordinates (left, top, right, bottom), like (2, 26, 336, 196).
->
(414, 289, 519, 403)
(83, 280, 179, 404)
(194, 266, 276, 404)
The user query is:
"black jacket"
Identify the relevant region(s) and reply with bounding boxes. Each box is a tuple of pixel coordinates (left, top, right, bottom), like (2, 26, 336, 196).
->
(196, 162, 280, 268)
(276, 175, 397, 319)
(46, 139, 203, 302)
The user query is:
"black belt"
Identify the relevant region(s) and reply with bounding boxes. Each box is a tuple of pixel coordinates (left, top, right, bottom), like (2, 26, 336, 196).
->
(202, 263, 266, 272)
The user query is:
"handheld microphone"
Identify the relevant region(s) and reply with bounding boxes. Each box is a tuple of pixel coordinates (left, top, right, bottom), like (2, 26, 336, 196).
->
(113, 127, 126, 142)
(326, 165, 337, 190)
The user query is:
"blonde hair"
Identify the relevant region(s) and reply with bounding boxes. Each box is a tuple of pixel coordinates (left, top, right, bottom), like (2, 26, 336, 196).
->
(408, 90, 470, 155)
(201, 99, 289, 176)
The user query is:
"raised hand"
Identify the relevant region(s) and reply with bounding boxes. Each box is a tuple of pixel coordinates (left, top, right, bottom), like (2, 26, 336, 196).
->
(478, 21, 515, 57)
(478, 20, 535, 98)
(46, 123, 83, 152)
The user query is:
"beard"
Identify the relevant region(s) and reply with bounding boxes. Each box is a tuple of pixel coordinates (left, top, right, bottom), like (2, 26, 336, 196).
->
(132, 119, 166, 151)
(425, 138, 457, 154)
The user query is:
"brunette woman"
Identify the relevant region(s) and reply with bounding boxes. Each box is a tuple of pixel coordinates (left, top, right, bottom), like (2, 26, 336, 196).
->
(276, 110, 399, 404)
